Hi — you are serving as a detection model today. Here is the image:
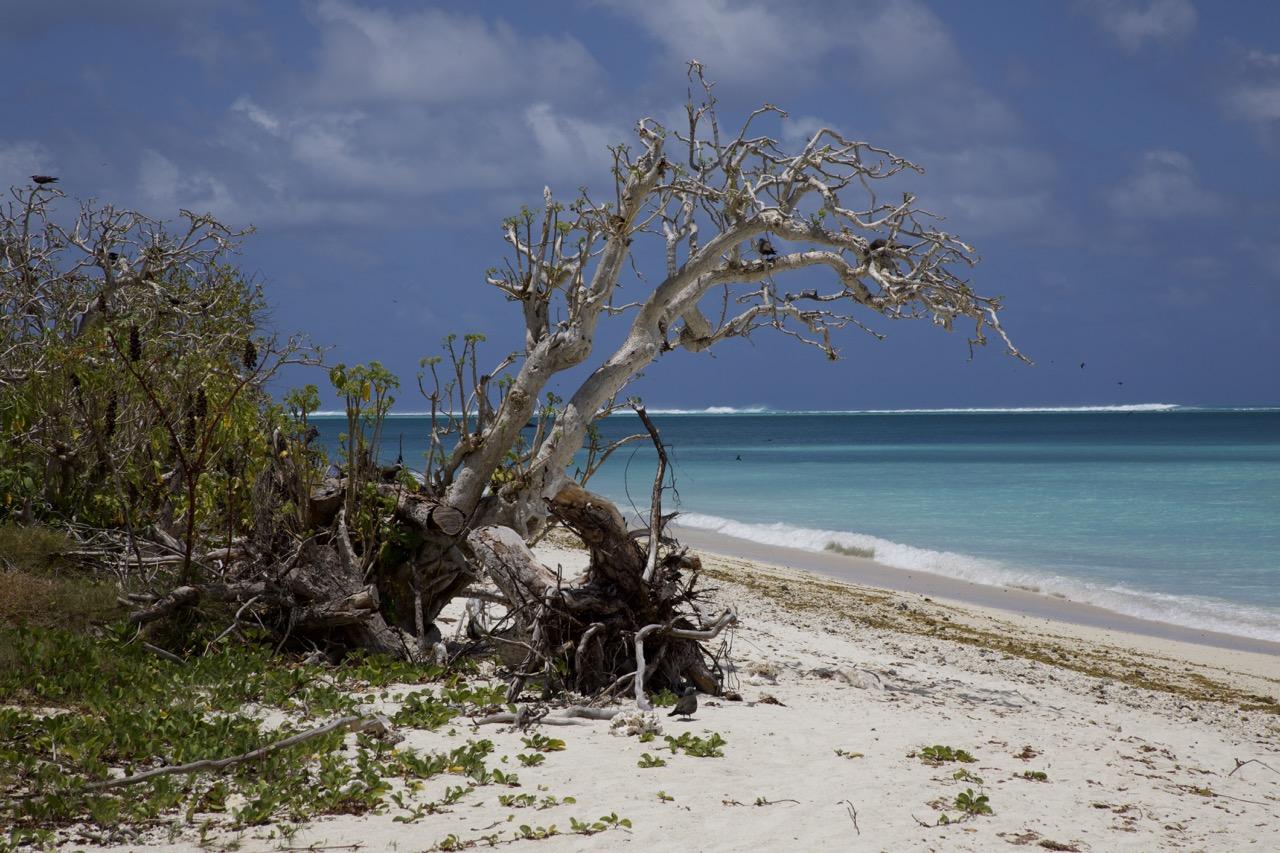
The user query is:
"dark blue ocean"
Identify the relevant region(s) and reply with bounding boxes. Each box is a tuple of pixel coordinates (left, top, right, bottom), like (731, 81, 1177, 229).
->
(312, 406, 1280, 642)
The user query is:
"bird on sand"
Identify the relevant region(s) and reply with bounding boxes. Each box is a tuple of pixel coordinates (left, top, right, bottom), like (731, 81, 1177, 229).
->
(31, 175, 59, 185)
(756, 236, 777, 263)
(668, 686, 698, 720)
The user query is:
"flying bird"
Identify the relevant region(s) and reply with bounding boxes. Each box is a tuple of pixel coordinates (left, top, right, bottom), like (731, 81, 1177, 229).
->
(756, 236, 777, 263)
(30, 175, 59, 185)
(668, 686, 698, 720)
(1079, 362, 1086, 369)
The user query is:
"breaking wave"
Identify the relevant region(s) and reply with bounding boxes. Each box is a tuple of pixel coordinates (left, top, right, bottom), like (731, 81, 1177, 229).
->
(676, 512, 1280, 644)
(852, 404, 1182, 414)
(638, 406, 770, 415)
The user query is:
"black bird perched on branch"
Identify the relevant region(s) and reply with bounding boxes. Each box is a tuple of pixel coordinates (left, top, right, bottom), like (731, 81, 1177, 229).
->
(867, 238, 897, 269)
(30, 175, 58, 185)
(668, 686, 698, 720)
(756, 236, 777, 263)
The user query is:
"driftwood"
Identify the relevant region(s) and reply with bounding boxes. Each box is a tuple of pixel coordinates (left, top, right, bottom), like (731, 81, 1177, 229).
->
(466, 476, 731, 699)
(472, 704, 622, 727)
(83, 714, 394, 792)
(391, 490, 467, 536)
(633, 607, 737, 710)
(633, 403, 668, 584)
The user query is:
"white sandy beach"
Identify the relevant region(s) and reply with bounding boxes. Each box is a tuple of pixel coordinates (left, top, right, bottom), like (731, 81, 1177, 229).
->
(80, 538, 1279, 853)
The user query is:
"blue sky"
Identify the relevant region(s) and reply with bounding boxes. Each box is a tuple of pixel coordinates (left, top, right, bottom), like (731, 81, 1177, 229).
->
(3, 0, 1278, 409)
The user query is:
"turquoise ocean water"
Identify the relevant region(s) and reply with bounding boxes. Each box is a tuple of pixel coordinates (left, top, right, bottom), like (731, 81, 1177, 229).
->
(312, 406, 1280, 643)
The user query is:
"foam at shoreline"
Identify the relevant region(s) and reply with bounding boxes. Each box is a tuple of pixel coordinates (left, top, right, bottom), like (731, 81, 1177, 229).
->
(677, 512, 1280, 644)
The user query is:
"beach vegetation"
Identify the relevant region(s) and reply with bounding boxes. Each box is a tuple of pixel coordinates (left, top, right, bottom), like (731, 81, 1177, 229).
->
(953, 788, 993, 817)
(0, 527, 120, 631)
(0, 624, 527, 844)
(915, 744, 976, 764)
(498, 792, 574, 810)
(521, 732, 566, 752)
(568, 813, 632, 835)
(664, 731, 726, 757)
(637, 752, 668, 768)
(514, 823, 559, 840)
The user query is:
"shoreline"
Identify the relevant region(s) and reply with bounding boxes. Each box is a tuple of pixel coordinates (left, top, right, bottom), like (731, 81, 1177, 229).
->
(672, 523, 1280, 660)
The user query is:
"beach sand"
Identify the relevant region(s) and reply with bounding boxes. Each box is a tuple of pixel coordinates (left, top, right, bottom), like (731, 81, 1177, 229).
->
(79, 537, 1280, 852)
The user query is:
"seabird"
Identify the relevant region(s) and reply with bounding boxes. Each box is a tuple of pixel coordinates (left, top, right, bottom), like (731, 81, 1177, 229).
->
(866, 238, 898, 272)
(381, 447, 404, 482)
(31, 175, 59, 185)
(756, 236, 777, 263)
(668, 686, 698, 720)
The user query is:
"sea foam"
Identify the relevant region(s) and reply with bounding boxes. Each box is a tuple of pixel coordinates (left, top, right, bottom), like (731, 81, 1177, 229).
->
(676, 512, 1280, 644)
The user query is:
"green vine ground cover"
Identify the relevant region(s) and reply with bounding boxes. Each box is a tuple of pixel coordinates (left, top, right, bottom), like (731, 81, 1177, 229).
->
(0, 626, 514, 850)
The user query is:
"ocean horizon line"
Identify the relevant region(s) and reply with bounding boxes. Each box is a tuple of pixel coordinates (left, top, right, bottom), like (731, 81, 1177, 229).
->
(308, 403, 1280, 418)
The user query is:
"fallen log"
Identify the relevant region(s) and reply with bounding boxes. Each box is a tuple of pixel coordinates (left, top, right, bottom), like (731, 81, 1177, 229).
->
(82, 714, 396, 792)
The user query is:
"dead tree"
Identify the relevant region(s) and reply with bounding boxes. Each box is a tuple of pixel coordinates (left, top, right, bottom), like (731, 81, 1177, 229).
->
(382, 64, 1023, 689)
(58, 64, 1022, 696)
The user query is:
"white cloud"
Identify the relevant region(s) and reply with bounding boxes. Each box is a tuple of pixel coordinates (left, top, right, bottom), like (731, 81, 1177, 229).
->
(0, 140, 56, 183)
(604, 0, 1063, 239)
(137, 150, 238, 219)
(524, 103, 620, 179)
(601, 0, 829, 84)
(1223, 48, 1280, 145)
(846, 4, 1066, 238)
(231, 97, 281, 135)
(130, 2, 629, 227)
(1105, 149, 1223, 219)
(306, 1, 604, 104)
(1077, 0, 1197, 51)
